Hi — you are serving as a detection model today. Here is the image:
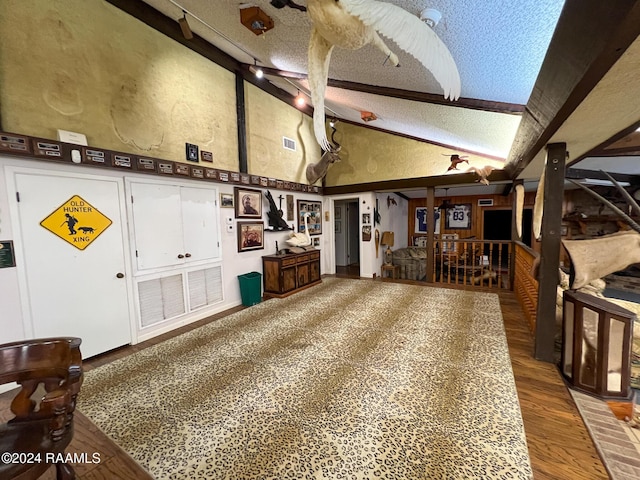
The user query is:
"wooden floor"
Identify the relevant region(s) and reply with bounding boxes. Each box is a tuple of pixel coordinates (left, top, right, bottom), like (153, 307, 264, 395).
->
(2, 278, 608, 479)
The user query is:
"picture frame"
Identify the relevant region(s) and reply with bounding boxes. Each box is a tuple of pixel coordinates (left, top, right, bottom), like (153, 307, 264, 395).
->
(237, 221, 264, 252)
(362, 213, 371, 224)
(220, 192, 234, 208)
(441, 233, 459, 253)
(415, 207, 441, 234)
(445, 203, 472, 229)
(335, 206, 341, 220)
(234, 187, 262, 219)
(297, 199, 322, 236)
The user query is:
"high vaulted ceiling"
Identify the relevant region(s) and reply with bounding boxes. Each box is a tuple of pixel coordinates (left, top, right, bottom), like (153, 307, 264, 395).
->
(116, 0, 640, 195)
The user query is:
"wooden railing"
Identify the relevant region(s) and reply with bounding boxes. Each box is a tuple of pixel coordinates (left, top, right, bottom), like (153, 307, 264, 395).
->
(432, 239, 512, 290)
(513, 242, 539, 333)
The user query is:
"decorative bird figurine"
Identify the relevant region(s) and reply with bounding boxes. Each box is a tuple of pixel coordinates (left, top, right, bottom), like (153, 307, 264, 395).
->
(446, 154, 469, 171)
(466, 165, 496, 186)
(286, 212, 312, 248)
(307, 0, 461, 151)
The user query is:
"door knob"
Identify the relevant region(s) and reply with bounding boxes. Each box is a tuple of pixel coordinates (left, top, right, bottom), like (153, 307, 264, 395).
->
(178, 254, 185, 259)
(116, 272, 125, 278)
(185, 253, 192, 258)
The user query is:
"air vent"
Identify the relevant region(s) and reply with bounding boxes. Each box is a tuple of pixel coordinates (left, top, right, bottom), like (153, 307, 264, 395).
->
(478, 198, 494, 206)
(283, 137, 296, 151)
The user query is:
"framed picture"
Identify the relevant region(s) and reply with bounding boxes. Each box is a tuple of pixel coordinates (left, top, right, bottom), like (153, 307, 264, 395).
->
(445, 203, 472, 229)
(415, 207, 441, 234)
(237, 221, 264, 252)
(335, 206, 341, 220)
(234, 187, 262, 219)
(220, 192, 234, 208)
(297, 199, 322, 236)
(441, 233, 459, 253)
(362, 213, 371, 224)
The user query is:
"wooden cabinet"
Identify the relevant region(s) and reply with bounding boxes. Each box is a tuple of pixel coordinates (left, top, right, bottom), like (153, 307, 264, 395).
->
(262, 250, 321, 298)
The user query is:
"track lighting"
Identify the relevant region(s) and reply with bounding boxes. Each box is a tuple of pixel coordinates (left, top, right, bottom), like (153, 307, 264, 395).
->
(178, 11, 193, 39)
(249, 59, 264, 79)
(295, 90, 305, 107)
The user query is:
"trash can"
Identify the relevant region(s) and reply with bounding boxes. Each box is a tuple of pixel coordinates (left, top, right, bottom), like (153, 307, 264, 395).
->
(238, 271, 262, 307)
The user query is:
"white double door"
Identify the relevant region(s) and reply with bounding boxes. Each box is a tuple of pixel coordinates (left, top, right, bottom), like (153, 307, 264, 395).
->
(11, 169, 132, 358)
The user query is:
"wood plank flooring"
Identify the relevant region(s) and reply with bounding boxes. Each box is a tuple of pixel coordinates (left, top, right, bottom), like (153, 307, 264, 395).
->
(1, 280, 608, 479)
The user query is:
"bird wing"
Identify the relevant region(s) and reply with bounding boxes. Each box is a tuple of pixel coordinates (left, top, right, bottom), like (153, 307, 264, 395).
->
(340, 0, 460, 100)
(308, 26, 335, 151)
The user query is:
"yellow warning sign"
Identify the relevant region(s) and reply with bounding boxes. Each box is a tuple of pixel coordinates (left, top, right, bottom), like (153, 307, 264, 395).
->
(40, 195, 112, 250)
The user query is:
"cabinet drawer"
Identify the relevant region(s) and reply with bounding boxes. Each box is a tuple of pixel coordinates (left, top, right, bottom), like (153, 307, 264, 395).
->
(297, 254, 309, 263)
(310, 251, 320, 260)
(281, 257, 297, 267)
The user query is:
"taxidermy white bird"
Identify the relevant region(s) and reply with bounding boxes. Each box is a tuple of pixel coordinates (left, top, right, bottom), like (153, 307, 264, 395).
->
(307, 0, 461, 151)
(286, 212, 312, 247)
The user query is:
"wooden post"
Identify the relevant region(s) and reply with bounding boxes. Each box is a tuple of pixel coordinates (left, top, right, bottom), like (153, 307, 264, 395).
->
(534, 143, 566, 362)
(426, 186, 435, 283)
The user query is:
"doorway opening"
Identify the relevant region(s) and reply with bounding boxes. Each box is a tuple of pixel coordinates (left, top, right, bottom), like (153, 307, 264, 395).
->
(334, 199, 360, 277)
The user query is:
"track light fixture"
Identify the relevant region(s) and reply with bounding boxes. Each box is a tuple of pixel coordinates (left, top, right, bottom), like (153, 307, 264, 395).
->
(295, 90, 306, 107)
(249, 59, 264, 79)
(178, 10, 193, 39)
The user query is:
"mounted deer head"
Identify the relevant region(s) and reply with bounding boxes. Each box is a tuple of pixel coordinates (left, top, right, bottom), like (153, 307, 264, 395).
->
(306, 119, 342, 184)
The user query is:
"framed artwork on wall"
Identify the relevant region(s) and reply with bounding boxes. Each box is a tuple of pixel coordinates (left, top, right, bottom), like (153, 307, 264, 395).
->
(234, 187, 262, 219)
(445, 204, 472, 229)
(297, 200, 322, 235)
(237, 221, 264, 252)
(220, 193, 234, 208)
(415, 207, 441, 234)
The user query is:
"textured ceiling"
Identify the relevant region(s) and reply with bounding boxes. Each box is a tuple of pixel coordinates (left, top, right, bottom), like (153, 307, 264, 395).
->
(140, 0, 565, 160)
(135, 0, 639, 197)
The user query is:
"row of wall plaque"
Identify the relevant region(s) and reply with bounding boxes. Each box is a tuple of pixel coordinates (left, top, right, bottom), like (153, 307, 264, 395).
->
(0, 131, 321, 193)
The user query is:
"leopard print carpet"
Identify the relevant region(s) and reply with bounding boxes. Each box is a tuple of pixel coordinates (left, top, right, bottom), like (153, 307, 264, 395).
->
(78, 278, 533, 479)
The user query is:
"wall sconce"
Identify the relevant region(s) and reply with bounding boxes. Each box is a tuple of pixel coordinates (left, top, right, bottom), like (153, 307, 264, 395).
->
(380, 231, 395, 265)
(561, 290, 635, 399)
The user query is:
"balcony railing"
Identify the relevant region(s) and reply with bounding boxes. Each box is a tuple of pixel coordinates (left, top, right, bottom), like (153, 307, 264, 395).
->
(431, 239, 512, 290)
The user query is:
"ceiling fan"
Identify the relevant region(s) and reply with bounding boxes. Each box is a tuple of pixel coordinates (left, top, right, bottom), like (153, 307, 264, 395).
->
(437, 188, 452, 210)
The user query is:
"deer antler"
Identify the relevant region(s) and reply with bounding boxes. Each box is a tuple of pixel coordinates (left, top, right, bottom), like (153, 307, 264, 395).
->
(567, 170, 640, 234)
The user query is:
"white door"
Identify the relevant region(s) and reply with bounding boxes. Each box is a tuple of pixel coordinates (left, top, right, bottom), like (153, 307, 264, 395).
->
(130, 182, 184, 270)
(181, 186, 220, 263)
(13, 171, 131, 358)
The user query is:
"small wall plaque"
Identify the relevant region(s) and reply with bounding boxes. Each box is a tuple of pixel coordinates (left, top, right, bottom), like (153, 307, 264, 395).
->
(175, 163, 190, 176)
(191, 166, 204, 179)
(82, 147, 106, 164)
(158, 161, 175, 175)
(0, 133, 30, 153)
(230, 172, 240, 183)
(200, 150, 213, 162)
(185, 143, 199, 162)
(251, 175, 260, 185)
(219, 171, 229, 182)
(205, 168, 218, 180)
(241, 174, 251, 185)
(137, 157, 156, 172)
(0, 241, 16, 268)
(112, 154, 132, 168)
(33, 140, 62, 158)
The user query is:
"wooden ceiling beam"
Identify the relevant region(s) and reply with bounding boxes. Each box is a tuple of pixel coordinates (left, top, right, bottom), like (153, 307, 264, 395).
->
(506, 0, 640, 178)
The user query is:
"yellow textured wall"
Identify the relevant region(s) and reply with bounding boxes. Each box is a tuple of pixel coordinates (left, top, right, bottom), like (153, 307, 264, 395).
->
(245, 83, 321, 184)
(0, 0, 238, 171)
(324, 122, 505, 186)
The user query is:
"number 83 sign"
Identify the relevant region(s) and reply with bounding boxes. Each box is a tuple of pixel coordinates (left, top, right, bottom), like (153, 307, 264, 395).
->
(445, 203, 472, 229)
